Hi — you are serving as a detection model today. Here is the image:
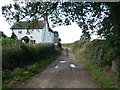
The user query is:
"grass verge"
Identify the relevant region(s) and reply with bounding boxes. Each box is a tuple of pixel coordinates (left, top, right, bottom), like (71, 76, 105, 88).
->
(77, 55, 118, 88)
(70, 40, 118, 88)
(2, 48, 61, 90)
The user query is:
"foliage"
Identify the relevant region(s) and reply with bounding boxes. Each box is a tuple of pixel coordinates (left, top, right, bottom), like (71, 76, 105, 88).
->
(2, 51, 60, 89)
(57, 42, 61, 48)
(2, 2, 120, 41)
(71, 39, 120, 82)
(80, 31, 91, 40)
(81, 56, 118, 88)
(72, 40, 113, 67)
(66, 48, 68, 57)
(2, 38, 56, 69)
(71, 40, 118, 88)
(2, 2, 58, 24)
(2, 38, 61, 89)
(2, 2, 120, 57)
(2, 2, 120, 80)
(2, 38, 20, 46)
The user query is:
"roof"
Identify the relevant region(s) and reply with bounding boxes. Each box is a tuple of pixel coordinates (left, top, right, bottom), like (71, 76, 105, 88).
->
(49, 28, 54, 33)
(21, 36, 29, 40)
(10, 21, 46, 29)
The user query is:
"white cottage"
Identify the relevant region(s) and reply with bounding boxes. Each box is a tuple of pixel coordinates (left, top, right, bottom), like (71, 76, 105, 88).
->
(10, 21, 55, 44)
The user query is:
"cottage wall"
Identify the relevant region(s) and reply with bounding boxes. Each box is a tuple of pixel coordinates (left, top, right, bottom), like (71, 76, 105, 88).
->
(12, 22, 55, 44)
(13, 29, 43, 44)
(13, 28, 54, 44)
(44, 23, 54, 43)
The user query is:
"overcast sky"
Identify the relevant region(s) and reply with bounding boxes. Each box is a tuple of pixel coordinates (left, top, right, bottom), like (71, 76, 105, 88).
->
(0, 0, 98, 43)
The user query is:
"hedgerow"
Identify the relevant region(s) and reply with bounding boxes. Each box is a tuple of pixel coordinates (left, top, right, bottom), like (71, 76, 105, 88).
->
(2, 38, 56, 69)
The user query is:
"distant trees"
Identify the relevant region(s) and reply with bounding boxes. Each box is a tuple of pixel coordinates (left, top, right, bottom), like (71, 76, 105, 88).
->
(80, 31, 91, 40)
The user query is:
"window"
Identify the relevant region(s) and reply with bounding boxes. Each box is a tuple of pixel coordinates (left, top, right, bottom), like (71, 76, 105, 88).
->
(33, 40, 35, 44)
(30, 36, 33, 38)
(29, 40, 35, 44)
(18, 31, 22, 34)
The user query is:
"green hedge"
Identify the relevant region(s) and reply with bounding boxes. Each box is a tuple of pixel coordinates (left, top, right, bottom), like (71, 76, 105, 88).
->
(2, 53, 61, 88)
(2, 38, 56, 69)
(71, 39, 118, 88)
(72, 39, 115, 67)
(2, 38, 61, 88)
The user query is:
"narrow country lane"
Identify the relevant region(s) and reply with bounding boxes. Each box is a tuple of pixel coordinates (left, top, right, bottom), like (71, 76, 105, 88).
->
(16, 48, 97, 88)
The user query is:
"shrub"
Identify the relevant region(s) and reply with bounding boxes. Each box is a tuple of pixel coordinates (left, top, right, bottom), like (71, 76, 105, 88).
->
(2, 69, 13, 81)
(12, 68, 23, 79)
(2, 38, 56, 69)
(71, 39, 118, 88)
(57, 43, 61, 48)
(71, 39, 114, 67)
(71, 39, 120, 77)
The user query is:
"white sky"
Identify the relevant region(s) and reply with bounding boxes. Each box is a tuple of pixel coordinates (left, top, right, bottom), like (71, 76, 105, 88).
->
(0, 0, 98, 44)
(52, 22, 83, 44)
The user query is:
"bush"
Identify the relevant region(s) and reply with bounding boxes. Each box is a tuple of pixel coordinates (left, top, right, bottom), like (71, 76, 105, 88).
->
(71, 39, 114, 67)
(71, 39, 118, 88)
(2, 38, 61, 88)
(12, 68, 23, 80)
(57, 43, 61, 48)
(2, 38, 56, 69)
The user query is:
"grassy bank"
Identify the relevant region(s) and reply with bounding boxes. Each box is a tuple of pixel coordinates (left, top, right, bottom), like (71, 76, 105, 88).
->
(2, 51, 60, 89)
(2, 38, 58, 69)
(70, 40, 118, 88)
(78, 56, 118, 88)
(2, 38, 61, 89)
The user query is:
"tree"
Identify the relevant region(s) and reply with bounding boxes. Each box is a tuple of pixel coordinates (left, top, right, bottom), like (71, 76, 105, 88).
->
(80, 31, 91, 40)
(2, 2, 120, 54)
(2, 2, 58, 24)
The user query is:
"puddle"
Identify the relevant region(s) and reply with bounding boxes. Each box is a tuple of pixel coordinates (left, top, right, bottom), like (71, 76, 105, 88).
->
(60, 60, 66, 63)
(54, 65, 59, 68)
(70, 64, 76, 68)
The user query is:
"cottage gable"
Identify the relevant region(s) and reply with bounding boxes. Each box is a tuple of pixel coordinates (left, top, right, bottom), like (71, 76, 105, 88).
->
(11, 20, 55, 44)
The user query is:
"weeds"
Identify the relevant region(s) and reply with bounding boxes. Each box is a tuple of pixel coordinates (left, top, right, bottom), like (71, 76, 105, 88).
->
(66, 48, 69, 61)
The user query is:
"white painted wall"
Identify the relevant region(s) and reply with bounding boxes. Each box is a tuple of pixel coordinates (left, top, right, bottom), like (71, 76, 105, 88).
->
(12, 23, 55, 44)
(13, 29, 43, 44)
(44, 23, 54, 43)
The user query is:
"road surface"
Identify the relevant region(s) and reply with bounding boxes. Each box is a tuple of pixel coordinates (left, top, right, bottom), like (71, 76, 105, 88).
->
(16, 48, 97, 88)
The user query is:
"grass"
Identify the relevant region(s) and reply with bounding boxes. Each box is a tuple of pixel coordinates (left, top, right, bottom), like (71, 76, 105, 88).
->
(2, 48, 61, 89)
(76, 55, 118, 88)
(66, 48, 69, 56)
(67, 40, 119, 88)
(66, 48, 69, 62)
(2, 38, 62, 89)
